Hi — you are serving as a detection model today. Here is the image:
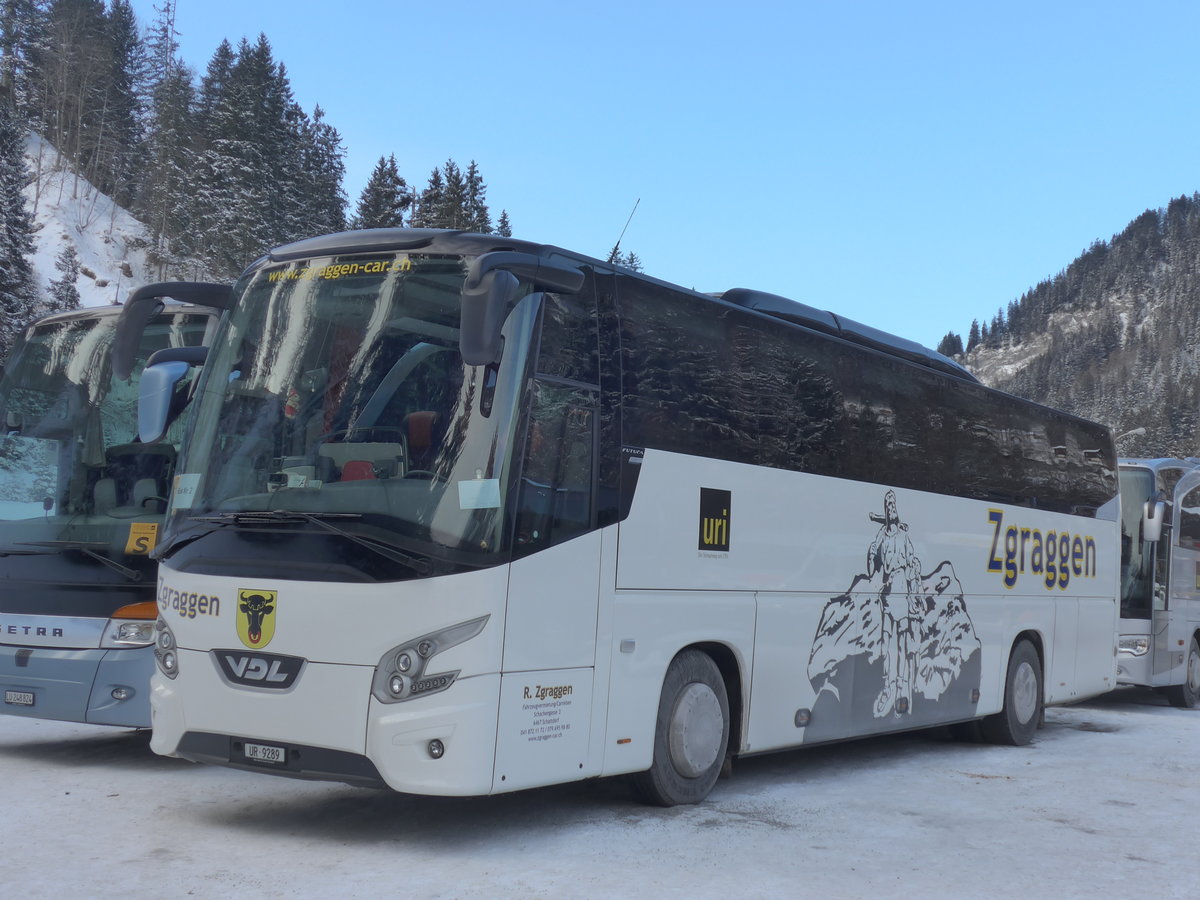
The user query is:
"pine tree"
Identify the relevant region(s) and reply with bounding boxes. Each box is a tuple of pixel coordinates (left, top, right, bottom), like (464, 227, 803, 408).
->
(936, 332, 964, 357)
(98, 0, 144, 206)
(194, 38, 234, 129)
(0, 97, 37, 358)
(353, 153, 408, 229)
(966, 319, 980, 352)
(463, 159, 490, 233)
(137, 0, 196, 270)
(39, 0, 132, 203)
(191, 37, 274, 274)
(1, 0, 51, 118)
(439, 159, 465, 228)
(495, 209, 511, 237)
(294, 103, 346, 236)
(410, 167, 443, 228)
(45, 242, 80, 312)
(605, 243, 644, 270)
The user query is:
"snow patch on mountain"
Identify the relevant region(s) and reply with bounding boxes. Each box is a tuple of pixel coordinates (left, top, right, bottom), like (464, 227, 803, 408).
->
(21, 132, 173, 309)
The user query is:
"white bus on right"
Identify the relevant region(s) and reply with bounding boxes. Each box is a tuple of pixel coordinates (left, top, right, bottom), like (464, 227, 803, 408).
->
(1118, 457, 1200, 707)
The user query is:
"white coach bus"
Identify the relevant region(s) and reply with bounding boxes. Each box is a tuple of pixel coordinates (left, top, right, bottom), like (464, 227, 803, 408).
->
(1117, 458, 1200, 707)
(142, 229, 1120, 805)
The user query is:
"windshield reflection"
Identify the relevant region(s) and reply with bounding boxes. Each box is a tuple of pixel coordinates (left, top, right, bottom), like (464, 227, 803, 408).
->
(0, 311, 206, 560)
(168, 252, 536, 572)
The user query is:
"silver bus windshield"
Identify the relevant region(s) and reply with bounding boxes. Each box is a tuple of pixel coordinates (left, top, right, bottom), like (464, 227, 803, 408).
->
(166, 252, 537, 570)
(0, 311, 206, 552)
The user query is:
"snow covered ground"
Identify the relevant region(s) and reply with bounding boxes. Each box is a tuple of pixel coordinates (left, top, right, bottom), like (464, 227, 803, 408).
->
(0, 687, 1195, 899)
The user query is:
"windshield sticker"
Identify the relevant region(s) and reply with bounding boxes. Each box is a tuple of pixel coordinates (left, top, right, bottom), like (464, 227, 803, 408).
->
(265, 258, 413, 283)
(124, 522, 159, 555)
(459, 478, 501, 510)
(172, 473, 201, 509)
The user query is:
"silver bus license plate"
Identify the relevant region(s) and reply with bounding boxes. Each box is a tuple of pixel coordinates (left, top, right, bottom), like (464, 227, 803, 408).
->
(4, 690, 34, 706)
(243, 741, 285, 764)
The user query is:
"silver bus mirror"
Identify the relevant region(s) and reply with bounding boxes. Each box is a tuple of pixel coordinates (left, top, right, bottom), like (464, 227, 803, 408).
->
(138, 360, 191, 443)
(1143, 499, 1166, 543)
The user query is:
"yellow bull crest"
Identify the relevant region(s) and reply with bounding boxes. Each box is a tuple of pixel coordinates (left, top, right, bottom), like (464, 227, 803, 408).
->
(237, 588, 277, 649)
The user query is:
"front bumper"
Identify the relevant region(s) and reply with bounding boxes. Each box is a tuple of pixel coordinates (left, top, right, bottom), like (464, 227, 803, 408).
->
(0, 644, 153, 727)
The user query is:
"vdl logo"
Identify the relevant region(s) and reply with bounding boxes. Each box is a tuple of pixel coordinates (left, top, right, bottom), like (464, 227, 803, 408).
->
(237, 588, 277, 649)
(698, 488, 732, 552)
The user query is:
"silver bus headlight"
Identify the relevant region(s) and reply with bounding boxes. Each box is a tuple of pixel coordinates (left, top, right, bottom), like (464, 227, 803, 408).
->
(370, 615, 489, 704)
(153, 617, 180, 679)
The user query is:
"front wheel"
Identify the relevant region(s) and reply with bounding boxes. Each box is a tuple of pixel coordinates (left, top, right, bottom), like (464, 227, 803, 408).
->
(632, 649, 730, 806)
(980, 639, 1042, 746)
(1164, 636, 1200, 709)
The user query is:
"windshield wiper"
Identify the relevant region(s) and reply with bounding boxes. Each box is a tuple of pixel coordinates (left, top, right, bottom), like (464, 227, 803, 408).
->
(189, 510, 433, 575)
(13, 540, 144, 583)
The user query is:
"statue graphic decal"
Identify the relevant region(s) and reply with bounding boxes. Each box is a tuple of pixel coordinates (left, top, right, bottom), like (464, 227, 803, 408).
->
(804, 490, 981, 741)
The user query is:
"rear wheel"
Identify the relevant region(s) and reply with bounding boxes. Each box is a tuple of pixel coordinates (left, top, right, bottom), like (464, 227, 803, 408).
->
(633, 649, 730, 806)
(1164, 636, 1200, 709)
(980, 639, 1042, 746)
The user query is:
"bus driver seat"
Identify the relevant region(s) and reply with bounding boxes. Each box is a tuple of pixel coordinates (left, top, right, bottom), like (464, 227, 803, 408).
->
(404, 411, 440, 471)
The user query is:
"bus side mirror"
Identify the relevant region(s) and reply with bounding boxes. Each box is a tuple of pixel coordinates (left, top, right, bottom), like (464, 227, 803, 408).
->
(114, 282, 232, 380)
(1143, 500, 1166, 543)
(138, 360, 191, 443)
(460, 269, 519, 367)
(459, 252, 584, 367)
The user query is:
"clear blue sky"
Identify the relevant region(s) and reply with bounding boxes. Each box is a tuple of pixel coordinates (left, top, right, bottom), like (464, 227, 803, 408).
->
(128, 0, 1200, 349)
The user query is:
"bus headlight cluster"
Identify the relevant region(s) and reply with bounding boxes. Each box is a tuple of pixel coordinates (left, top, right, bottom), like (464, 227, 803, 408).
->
(370, 614, 490, 705)
(154, 618, 180, 679)
(1118, 636, 1150, 657)
(100, 601, 159, 648)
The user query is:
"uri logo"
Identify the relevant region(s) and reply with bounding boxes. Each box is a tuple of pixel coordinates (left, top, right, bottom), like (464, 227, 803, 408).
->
(237, 588, 277, 649)
(698, 488, 731, 552)
(803, 491, 981, 742)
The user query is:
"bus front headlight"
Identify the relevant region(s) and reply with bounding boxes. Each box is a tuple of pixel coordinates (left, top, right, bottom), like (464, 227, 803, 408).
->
(101, 601, 159, 648)
(154, 618, 179, 679)
(1118, 636, 1150, 657)
(370, 615, 489, 704)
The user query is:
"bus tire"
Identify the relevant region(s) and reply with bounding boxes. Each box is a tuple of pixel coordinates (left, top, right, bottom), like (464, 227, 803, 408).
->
(980, 639, 1042, 746)
(633, 649, 729, 806)
(1164, 636, 1200, 709)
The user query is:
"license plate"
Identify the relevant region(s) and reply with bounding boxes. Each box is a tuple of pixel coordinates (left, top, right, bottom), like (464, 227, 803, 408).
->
(4, 690, 34, 707)
(243, 741, 285, 764)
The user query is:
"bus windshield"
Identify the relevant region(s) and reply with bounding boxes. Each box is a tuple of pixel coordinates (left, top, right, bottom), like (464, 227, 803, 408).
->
(164, 252, 538, 578)
(1118, 466, 1156, 618)
(0, 310, 207, 558)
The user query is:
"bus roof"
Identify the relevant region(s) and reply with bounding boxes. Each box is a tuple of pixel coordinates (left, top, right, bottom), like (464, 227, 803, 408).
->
(259, 228, 977, 385)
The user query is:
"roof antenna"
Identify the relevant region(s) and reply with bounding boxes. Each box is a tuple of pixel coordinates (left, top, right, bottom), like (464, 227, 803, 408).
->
(607, 198, 640, 263)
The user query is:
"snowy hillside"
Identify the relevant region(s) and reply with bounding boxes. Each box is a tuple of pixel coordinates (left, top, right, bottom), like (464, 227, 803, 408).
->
(21, 132, 192, 310)
(949, 195, 1200, 458)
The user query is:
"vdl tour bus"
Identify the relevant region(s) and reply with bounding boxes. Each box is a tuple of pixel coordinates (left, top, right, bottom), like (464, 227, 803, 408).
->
(1117, 457, 1200, 707)
(0, 286, 226, 727)
(142, 228, 1120, 805)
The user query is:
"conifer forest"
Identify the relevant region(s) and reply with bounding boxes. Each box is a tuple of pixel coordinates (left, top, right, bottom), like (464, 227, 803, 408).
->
(2, 1, 1200, 459)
